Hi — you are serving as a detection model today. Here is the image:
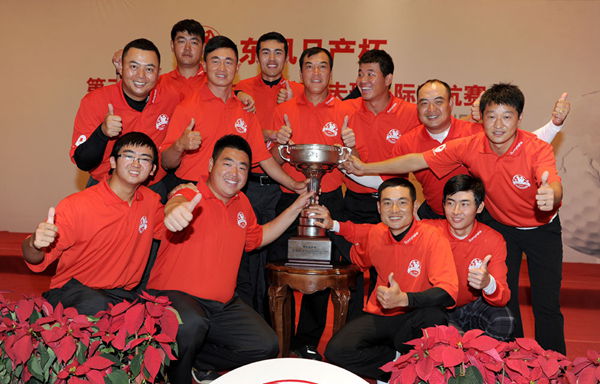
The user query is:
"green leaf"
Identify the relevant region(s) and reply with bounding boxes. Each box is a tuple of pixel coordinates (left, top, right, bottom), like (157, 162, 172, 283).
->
(100, 352, 120, 364)
(130, 353, 142, 377)
(43, 347, 56, 381)
(39, 344, 50, 368)
(27, 356, 44, 382)
(104, 368, 129, 384)
(75, 341, 88, 364)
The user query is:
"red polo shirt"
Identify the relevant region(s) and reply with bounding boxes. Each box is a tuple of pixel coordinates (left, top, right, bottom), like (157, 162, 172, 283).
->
(160, 83, 272, 182)
(423, 220, 510, 307)
(159, 68, 206, 101)
(338, 220, 458, 316)
(235, 76, 304, 133)
(393, 118, 481, 214)
(272, 92, 359, 193)
(423, 130, 561, 227)
(147, 181, 263, 303)
(71, 82, 180, 183)
(26, 180, 164, 290)
(347, 94, 420, 193)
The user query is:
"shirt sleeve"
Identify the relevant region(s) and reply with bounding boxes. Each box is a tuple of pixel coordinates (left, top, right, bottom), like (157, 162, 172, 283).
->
(483, 230, 511, 306)
(424, 229, 459, 306)
(246, 114, 272, 164)
(534, 141, 562, 186)
(70, 92, 106, 163)
(422, 136, 468, 179)
(159, 103, 193, 152)
(244, 209, 263, 251)
(338, 221, 374, 271)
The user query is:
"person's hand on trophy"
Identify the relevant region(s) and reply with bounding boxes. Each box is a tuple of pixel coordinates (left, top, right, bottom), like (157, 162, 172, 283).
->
(304, 204, 333, 231)
(291, 178, 310, 194)
(276, 114, 294, 145)
(289, 190, 317, 212)
(340, 154, 367, 176)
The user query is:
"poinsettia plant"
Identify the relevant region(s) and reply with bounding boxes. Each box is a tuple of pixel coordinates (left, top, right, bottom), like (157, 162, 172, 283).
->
(0, 291, 180, 384)
(382, 325, 597, 384)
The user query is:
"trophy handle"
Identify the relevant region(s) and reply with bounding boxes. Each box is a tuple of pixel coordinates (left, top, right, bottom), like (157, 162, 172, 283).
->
(336, 146, 353, 163)
(278, 145, 291, 162)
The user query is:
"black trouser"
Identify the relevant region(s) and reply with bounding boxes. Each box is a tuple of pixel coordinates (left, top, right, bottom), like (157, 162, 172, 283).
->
(151, 291, 278, 384)
(448, 297, 514, 341)
(417, 200, 446, 220)
(236, 174, 282, 319)
(479, 210, 565, 354)
(269, 188, 354, 348)
(325, 307, 448, 381)
(43, 278, 139, 315)
(342, 189, 381, 302)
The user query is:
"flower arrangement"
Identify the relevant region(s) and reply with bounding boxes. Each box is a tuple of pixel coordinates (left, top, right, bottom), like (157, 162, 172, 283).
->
(382, 325, 598, 384)
(0, 291, 179, 384)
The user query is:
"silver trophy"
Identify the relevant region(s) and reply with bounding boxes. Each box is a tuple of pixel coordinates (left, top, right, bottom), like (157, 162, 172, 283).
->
(278, 144, 352, 268)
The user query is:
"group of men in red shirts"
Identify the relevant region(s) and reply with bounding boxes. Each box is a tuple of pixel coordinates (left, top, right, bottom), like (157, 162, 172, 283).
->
(22, 17, 571, 384)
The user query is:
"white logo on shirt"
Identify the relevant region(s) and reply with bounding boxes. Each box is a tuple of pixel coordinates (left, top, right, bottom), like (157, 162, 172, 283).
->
(322, 122, 338, 137)
(469, 258, 483, 271)
(138, 216, 148, 233)
(386, 129, 401, 143)
(512, 174, 531, 190)
(155, 114, 169, 130)
(433, 143, 447, 153)
(235, 118, 248, 133)
(237, 212, 247, 228)
(407, 259, 421, 277)
(75, 135, 87, 147)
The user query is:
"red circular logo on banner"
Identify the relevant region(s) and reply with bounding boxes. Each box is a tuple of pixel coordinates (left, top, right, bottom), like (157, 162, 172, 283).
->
(204, 25, 220, 43)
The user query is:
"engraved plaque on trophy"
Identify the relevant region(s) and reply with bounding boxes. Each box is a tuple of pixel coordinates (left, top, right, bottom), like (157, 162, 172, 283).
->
(278, 144, 352, 268)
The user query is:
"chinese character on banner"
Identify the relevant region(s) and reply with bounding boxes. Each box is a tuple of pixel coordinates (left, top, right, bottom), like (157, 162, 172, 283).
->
(287, 38, 298, 64)
(204, 26, 220, 43)
(328, 38, 356, 58)
(450, 84, 463, 106)
(87, 78, 106, 92)
(107, 78, 118, 85)
(240, 38, 258, 64)
(357, 39, 388, 57)
(394, 83, 416, 103)
(463, 84, 486, 106)
(328, 81, 348, 99)
(303, 39, 323, 50)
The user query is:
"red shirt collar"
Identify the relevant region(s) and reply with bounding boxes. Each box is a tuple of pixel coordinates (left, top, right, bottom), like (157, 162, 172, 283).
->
(297, 91, 336, 107)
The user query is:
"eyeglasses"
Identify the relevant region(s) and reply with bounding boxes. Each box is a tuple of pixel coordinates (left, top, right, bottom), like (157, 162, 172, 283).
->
(117, 153, 153, 167)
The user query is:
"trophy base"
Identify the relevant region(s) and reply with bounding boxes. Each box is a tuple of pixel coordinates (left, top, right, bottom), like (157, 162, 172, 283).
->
(286, 237, 332, 269)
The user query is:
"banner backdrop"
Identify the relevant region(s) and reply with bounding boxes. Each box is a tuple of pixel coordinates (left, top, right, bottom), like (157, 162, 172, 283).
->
(0, 0, 598, 262)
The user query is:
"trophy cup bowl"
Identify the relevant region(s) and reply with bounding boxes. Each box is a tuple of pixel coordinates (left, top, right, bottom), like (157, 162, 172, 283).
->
(278, 144, 352, 268)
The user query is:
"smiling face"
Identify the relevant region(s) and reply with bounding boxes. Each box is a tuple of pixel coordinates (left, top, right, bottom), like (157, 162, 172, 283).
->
(121, 48, 159, 101)
(171, 31, 203, 69)
(300, 51, 332, 97)
(203, 47, 239, 88)
(357, 62, 392, 102)
(258, 39, 287, 82)
(377, 186, 414, 235)
(417, 81, 453, 133)
(207, 147, 249, 202)
(444, 190, 484, 237)
(109, 144, 156, 186)
(482, 102, 521, 155)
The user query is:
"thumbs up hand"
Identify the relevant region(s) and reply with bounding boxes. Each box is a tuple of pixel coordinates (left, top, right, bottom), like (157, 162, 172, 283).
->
(468, 254, 492, 290)
(277, 81, 294, 104)
(536, 170, 555, 211)
(102, 104, 123, 138)
(470, 91, 485, 122)
(376, 272, 409, 308)
(551, 92, 570, 126)
(32, 207, 59, 250)
(175, 118, 201, 152)
(276, 114, 293, 145)
(340, 115, 355, 148)
(164, 192, 202, 232)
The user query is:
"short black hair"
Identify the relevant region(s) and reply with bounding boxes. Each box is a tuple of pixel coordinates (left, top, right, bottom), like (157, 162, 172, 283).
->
(479, 83, 525, 117)
(443, 174, 485, 207)
(417, 79, 452, 100)
(171, 19, 205, 44)
(110, 132, 159, 170)
(299, 47, 333, 70)
(359, 49, 394, 77)
(204, 35, 238, 62)
(378, 177, 416, 202)
(212, 135, 252, 164)
(256, 31, 288, 56)
(122, 38, 161, 65)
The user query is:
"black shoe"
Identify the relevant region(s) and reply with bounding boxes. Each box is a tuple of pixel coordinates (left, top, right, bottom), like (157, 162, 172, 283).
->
(292, 345, 323, 360)
(191, 368, 221, 384)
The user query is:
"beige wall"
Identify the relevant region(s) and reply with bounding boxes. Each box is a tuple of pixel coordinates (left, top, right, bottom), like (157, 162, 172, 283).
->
(1, 0, 598, 262)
